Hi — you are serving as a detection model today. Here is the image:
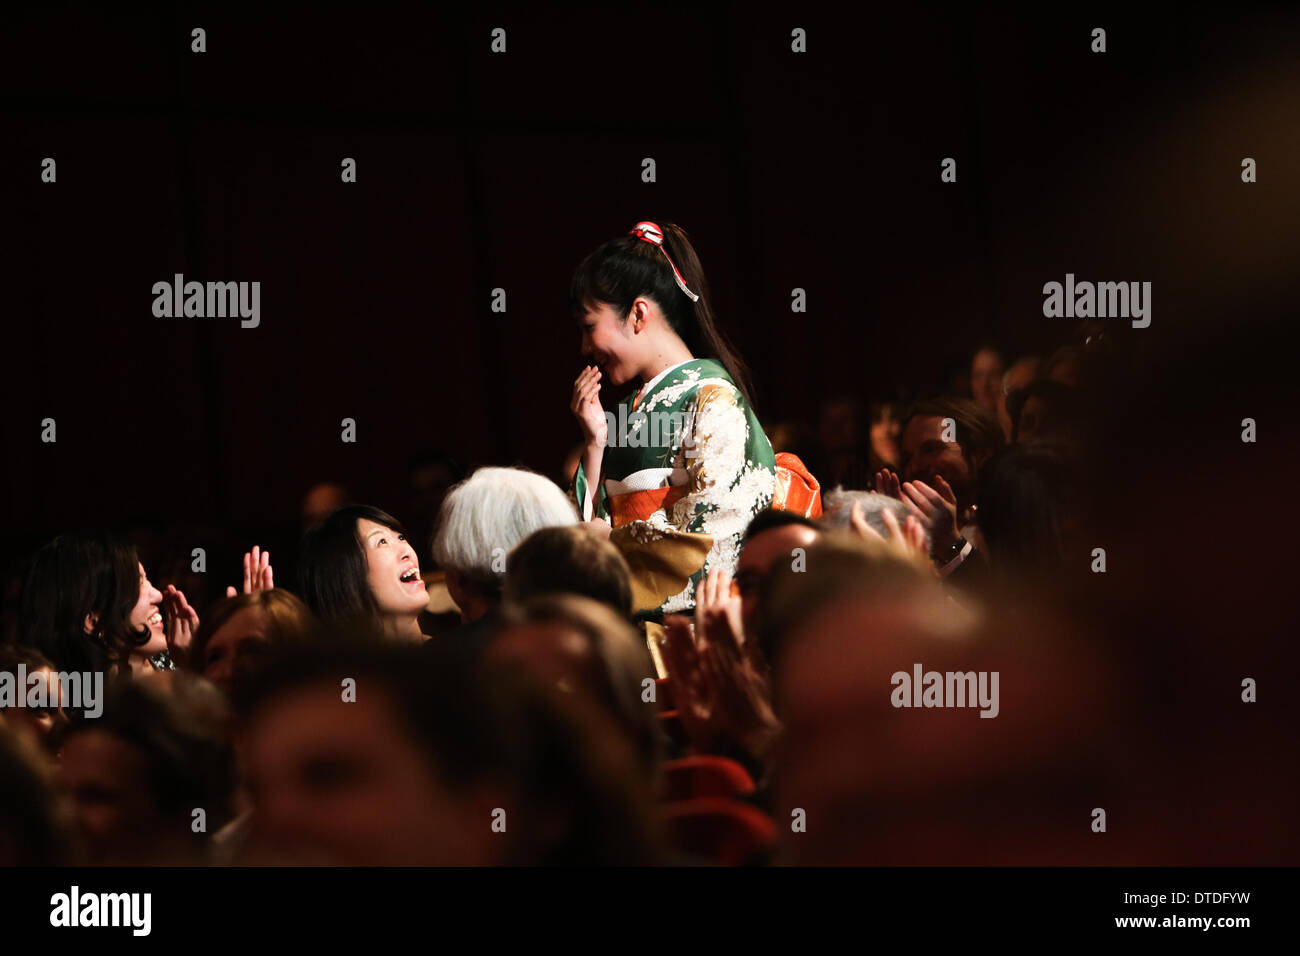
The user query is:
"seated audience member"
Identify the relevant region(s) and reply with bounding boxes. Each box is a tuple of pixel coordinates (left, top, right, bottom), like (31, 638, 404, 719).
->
(186, 589, 316, 695)
(58, 675, 235, 865)
(760, 535, 1119, 865)
(969, 345, 1005, 415)
(731, 511, 821, 646)
(0, 727, 78, 865)
(868, 400, 903, 470)
(0, 645, 68, 752)
(1007, 379, 1084, 444)
(298, 505, 430, 643)
(504, 525, 633, 616)
(895, 397, 1003, 514)
(18, 531, 199, 676)
(975, 441, 1083, 583)
(487, 594, 661, 785)
(233, 636, 661, 865)
(431, 467, 579, 647)
(877, 397, 1004, 580)
(997, 355, 1042, 441)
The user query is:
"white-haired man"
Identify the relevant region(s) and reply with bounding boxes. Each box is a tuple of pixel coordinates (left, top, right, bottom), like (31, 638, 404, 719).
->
(430, 467, 579, 645)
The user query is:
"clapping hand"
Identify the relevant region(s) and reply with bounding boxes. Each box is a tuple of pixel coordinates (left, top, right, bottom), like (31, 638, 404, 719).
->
(226, 546, 274, 598)
(898, 475, 961, 557)
(162, 585, 199, 664)
(660, 569, 781, 759)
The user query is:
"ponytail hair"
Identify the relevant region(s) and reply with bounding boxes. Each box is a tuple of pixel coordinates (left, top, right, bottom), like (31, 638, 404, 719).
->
(569, 221, 755, 406)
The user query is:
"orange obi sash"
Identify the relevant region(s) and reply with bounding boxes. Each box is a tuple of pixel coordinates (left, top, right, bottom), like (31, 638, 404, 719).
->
(609, 485, 687, 528)
(772, 452, 823, 518)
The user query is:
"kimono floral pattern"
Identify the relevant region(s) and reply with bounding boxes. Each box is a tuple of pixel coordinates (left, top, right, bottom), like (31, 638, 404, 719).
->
(574, 359, 776, 619)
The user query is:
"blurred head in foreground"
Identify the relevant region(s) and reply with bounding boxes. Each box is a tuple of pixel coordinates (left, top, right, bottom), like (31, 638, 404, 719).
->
(58, 674, 234, 864)
(504, 525, 633, 616)
(0, 725, 78, 865)
(234, 632, 661, 865)
(487, 594, 661, 785)
(762, 534, 1121, 865)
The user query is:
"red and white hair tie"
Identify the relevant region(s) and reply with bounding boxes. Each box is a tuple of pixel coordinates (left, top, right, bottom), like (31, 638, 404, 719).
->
(629, 220, 700, 302)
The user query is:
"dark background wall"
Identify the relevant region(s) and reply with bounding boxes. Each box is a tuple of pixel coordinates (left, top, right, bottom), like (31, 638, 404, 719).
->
(2, 2, 1297, 577)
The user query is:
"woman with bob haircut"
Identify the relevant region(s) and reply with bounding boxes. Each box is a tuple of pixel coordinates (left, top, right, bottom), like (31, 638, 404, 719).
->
(298, 504, 430, 642)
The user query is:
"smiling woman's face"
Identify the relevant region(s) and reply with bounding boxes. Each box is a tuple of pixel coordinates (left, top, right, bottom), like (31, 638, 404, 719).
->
(578, 301, 638, 387)
(128, 564, 167, 656)
(357, 519, 427, 619)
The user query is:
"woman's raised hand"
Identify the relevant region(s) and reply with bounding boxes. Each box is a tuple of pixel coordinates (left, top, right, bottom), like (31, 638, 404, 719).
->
(162, 585, 199, 664)
(570, 365, 608, 447)
(225, 546, 274, 598)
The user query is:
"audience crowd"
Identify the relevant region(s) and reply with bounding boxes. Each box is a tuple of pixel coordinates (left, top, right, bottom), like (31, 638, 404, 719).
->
(0, 324, 1281, 866)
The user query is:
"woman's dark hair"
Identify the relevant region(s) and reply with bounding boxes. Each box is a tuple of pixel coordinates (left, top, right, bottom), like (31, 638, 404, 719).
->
(297, 504, 409, 627)
(569, 221, 755, 406)
(17, 531, 150, 675)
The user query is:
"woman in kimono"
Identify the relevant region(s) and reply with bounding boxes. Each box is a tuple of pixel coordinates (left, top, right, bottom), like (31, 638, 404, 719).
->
(568, 220, 777, 647)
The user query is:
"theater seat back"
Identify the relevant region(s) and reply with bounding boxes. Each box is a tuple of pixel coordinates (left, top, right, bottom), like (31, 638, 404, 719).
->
(660, 797, 778, 866)
(660, 755, 756, 802)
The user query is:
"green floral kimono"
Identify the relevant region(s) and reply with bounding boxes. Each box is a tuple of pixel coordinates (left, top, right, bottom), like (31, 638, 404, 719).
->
(574, 358, 776, 622)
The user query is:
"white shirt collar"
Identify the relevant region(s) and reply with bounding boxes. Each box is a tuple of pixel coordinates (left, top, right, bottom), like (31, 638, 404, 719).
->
(635, 359, 693, 406)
